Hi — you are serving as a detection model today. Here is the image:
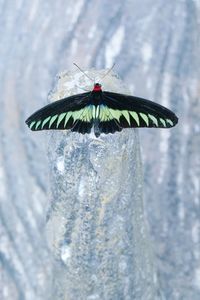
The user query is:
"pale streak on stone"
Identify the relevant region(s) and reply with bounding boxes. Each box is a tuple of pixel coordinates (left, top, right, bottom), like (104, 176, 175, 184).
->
(139, 113, 149, 126)
(130, 111, 140, 126)
(97, 194, 114, 225)
(148, 114, 158, 126)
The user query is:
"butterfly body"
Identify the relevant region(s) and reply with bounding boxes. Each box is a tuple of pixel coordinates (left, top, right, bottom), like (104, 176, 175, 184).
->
(25, 83, 178, 137)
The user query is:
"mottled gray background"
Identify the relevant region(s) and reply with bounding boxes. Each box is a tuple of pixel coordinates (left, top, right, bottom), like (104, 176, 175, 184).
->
(0, 0, 200, 299)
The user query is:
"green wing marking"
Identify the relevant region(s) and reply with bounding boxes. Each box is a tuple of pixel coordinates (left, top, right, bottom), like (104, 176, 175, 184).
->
(139, 113, 149, 126)
(159, 118, 166, 127)
(148, 114, 158, 126)
(41, 116, 51, 129)
(35, 120, 41, 130)
(64, 112, 72, 127)
(30, 121, 36, 129)
(56, 113, 66, 128)
(166, 119, 174, 126)
(49, 115, 58, 128)
(109, 108, 121, 122)
(129, 111, 140, 126)
(121, 110, 131, 125)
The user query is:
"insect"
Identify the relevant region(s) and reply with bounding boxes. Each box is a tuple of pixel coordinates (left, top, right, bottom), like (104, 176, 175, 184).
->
(25, 65, 178, 137)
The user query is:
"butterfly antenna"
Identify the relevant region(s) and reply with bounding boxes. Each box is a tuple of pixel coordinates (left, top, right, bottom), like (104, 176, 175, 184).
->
(73, 63, 94, 82)
(101, 63, 116, 80)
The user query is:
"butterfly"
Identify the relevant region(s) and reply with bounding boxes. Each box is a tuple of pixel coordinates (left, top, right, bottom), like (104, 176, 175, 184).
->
(25, 82, 178, 137)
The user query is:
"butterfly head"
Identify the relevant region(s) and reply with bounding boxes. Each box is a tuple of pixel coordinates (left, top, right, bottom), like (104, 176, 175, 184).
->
(93, 83, 102, 92)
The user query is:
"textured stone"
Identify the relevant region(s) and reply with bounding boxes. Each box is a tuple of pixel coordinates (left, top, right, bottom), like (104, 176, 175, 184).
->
(46, 70, 158, 300)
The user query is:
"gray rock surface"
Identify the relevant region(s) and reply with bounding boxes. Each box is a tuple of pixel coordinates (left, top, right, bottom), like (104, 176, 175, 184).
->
(46, 69, 158, 300)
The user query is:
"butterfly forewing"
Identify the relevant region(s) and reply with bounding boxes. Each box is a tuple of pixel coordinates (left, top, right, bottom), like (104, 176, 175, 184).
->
(102, 91, 178, 129)
(26, 92, 93, 132)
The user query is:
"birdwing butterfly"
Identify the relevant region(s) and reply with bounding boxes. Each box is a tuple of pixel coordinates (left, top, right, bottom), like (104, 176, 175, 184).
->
(25, 82, 178, 137)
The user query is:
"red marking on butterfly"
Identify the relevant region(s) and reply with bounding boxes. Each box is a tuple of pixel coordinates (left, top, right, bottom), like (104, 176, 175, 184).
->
(93, 83, 102, 92)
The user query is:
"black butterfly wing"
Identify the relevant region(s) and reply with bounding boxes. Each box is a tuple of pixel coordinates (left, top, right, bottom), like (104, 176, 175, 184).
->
(98, 91, 178, 133)
(26, 90, 178, 137)
(25, 92, 93, 134)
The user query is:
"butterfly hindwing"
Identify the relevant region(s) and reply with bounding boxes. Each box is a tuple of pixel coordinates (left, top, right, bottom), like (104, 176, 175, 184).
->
(25, 92, 93, 133)
(96, 105, 122, 135)
(71, 105, 94, 134)
(101, 91, 178, 129)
